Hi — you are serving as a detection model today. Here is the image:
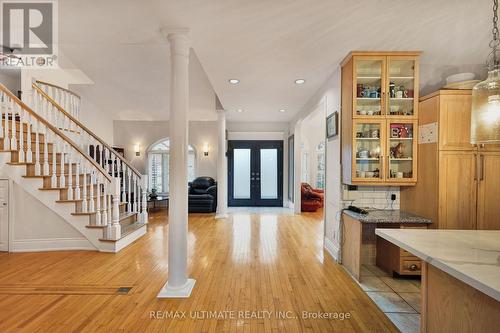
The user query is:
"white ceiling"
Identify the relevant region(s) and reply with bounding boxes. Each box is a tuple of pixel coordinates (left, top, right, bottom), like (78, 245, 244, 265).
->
(58, 0, 491, 122)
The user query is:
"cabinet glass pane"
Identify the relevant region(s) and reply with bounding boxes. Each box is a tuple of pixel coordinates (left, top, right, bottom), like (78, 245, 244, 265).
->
(388, 122, 415, 179)
(356, 59, 383, 116)
(260, 149, 278, 199)
(354, 123, 382, 179)
(388, 60, 415, 116)
(234, 148, 251, 199)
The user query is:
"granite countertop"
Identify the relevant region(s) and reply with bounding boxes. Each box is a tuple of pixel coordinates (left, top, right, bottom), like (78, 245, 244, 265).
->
(343, 209, 432, 224)
(375, 229, 500, 302)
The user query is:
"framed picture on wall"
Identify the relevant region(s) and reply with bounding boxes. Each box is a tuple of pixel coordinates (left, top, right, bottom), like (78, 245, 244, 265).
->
(326, 111, 339, 138)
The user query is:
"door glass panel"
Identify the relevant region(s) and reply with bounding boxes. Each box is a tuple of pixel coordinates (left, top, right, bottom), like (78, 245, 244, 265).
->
(355, 59, 383, 117)
(388, 60, 415, 116)
(260, 149, 278, 199)
(354, 123, 382, 179)
(233, 149, 251, 199)
(388, 122, 415, 179)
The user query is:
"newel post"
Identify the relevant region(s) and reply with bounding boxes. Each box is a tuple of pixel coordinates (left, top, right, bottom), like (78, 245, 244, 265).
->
(141, 174, 149, 224)
(107, 177, 122, 240)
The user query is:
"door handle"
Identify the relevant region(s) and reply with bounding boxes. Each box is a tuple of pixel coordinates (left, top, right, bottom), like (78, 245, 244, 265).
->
(479, 154, 485, 181)
(1, 202, 6, 206)
(474, 153, 478, 181)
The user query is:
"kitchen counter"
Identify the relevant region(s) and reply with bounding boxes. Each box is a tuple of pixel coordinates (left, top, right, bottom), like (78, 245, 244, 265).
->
(343, 209, 432, 224)
(376, 229, 500, 332)
(375, 229, 500, 301)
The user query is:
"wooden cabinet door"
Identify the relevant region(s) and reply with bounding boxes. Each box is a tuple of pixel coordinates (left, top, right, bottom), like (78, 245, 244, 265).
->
(352, 119, 386, 183)
(438, 151, 477, 229)
(438, 94, 475, 151)
(477, 151, 500, 230)
(352, 56, 386, 119)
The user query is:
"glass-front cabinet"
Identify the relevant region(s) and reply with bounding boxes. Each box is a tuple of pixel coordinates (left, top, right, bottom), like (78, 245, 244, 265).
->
(353, 55, 419, 120)
(342, 51, 420, 186)
(354, 57, 385, 118)
(387, 57, 418, 118)
(352, 120, 385, 182)
(387, 120, 417, 183)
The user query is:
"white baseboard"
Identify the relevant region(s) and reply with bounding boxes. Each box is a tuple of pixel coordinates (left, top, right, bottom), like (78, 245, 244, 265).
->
(11, 237, 96, 252)
(324, 237, 340, 262)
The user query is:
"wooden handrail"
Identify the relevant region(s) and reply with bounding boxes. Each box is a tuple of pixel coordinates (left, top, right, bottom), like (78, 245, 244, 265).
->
(35, 80, 81, 99)
(0, 83, 112, 182)
(32, 82, 142, 179)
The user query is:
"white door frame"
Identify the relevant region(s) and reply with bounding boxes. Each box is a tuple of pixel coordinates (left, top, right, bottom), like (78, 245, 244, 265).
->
(0, 178, 11, 252)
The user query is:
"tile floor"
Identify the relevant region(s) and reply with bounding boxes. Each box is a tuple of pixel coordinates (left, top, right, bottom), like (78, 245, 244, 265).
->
(358, 265, 421, 333)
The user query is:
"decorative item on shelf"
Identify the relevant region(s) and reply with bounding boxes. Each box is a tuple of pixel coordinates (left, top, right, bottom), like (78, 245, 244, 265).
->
(326, 112, 339, 138)
(371, 129, 380, 138)
(471, 0, 500, 144)
(357, 148, 369, 159)
(149, 188, 158, 199)
(389, 82, 395, 98)
(369, 147, 380, 158)
(390, 142, 406, 158)
(357, 84, 364, 97)
(374, 168, 380, 178)
(356, 132, 363, 138)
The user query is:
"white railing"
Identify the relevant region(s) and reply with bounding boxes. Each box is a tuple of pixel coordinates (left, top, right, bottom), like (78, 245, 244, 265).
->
(31, 82, 148, 226)
(35, 80, 81, 120)
(0, 83, 146, 241)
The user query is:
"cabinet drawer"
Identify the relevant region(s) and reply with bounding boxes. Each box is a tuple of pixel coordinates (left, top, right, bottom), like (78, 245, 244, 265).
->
(400, 260, 421, 274)
(400, 248, 418, 258)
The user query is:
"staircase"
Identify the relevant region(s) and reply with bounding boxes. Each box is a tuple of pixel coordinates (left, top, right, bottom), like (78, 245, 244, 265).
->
(0, 81, 148, 252)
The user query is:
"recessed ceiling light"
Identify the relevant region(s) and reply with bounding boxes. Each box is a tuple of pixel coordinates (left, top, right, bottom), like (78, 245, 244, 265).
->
(295, 79, 306, 85)
(279, 109, 286, 113)
(237, 109, 243, 113)
(228, 79, 240, 84)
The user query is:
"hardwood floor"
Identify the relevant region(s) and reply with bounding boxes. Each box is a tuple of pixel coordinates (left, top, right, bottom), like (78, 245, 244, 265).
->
(0, 209, 397, 332)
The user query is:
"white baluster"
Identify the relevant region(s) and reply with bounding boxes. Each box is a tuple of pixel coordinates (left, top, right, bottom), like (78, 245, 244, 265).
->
(141, 175, 148, 224)
(81, 161, 88, 212)
(2, 96, 9, 150)
(18, 105, 24, 162)
(133, 175, 138, 213)
(43, 121, 49, 175)
(89, 170, 95, 212)
(51, 134, 57, 187)
(102, 180, 108, 225)
(74, 155, 81, 200)
(120, 160, 125, 203)
(59, 142, 65, 187)
(34, 119, 40, 176)
(10, 98, 17, 150)
(95, 174, 101, 226)
(127, 167, 132, 212)
(107, 184, 112, 225)
(107, 177, 121, 240)
(67, 148, 73, 200)
(26, 112, 32, 163)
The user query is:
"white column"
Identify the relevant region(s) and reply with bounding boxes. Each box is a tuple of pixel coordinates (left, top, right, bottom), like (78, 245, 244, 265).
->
(215, 110, 228, 219)
(157, 31, 195, 298)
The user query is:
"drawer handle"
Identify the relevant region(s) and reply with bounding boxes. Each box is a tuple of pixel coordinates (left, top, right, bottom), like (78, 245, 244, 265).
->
(409, 264, 418, 271)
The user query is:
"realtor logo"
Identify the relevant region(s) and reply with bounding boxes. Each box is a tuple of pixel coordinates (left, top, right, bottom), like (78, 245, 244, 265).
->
(0, 0, 58, 67)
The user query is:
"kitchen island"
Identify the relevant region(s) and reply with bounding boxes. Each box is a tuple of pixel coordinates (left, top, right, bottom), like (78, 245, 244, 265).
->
(376, 229, 500, 333)
(341, 209, 431, 281)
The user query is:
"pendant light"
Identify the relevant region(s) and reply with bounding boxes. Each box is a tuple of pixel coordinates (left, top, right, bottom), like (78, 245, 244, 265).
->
(471, 0, 500, 144)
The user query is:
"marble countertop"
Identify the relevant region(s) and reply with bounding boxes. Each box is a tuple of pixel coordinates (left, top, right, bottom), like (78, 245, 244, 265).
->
(375, 229, 500, 302)
(343, 209, 432, 224)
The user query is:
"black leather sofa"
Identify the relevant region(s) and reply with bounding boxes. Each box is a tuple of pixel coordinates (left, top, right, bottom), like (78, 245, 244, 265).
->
(188, 177, 217, 213)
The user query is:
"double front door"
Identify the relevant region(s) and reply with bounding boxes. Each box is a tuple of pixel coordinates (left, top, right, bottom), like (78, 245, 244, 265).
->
(228, 141, 283, 206)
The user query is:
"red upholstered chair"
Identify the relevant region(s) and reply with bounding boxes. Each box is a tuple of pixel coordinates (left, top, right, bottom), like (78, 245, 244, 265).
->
(301, 183, 324, 212)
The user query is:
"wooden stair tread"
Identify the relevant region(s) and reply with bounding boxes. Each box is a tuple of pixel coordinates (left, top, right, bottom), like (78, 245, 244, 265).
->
(98, 222, 146, 242)
(85, 212, 138, 229)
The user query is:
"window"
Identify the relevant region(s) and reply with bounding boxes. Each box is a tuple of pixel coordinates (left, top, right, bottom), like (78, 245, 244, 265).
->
(316, 141, 325, 189)
(147, 139, 195, 193)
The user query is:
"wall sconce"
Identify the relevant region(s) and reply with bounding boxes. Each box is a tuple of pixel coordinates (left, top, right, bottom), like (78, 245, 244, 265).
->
(203, 143, 209, 156)
(134, 144, 141, 156)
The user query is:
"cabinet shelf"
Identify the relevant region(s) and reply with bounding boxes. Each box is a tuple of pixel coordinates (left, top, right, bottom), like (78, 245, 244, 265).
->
(390, 158, 413, 161)
(356, 158, 380, 161)
(390, 137, 414, 140)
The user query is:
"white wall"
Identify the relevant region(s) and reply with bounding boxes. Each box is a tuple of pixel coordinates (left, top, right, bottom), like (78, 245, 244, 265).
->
(9, 181, 93, 252)
(301, 116, 325, 188)
(0, 69, 21, 94)
(113, 120, 218, 179)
